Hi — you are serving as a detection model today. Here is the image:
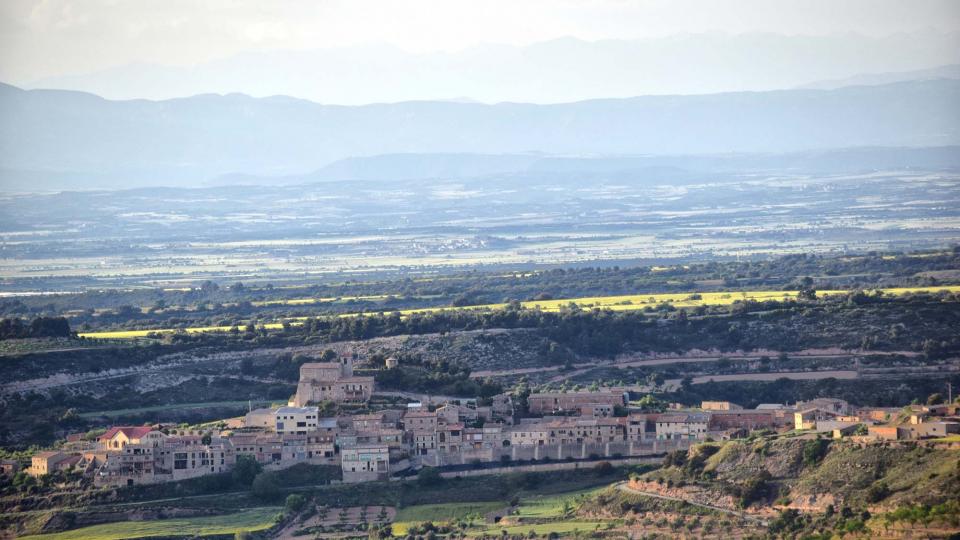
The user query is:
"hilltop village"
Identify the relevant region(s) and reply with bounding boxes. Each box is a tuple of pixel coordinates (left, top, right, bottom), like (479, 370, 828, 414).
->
(17, 355, 960, 488)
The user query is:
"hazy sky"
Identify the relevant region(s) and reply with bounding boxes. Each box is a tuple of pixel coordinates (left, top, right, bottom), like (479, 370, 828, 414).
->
(2, 0, 960, 84)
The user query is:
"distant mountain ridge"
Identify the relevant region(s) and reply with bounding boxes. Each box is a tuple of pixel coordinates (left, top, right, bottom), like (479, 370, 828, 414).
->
(20, 32, 960, 104)
(799, 64, 960, 90)
(209, 146, 960, 187)
(1, 79, 959, 190)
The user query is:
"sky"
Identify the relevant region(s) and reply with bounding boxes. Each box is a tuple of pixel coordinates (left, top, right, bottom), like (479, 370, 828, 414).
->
(1, 0, 959, 103)
(3, 0, 960, 81)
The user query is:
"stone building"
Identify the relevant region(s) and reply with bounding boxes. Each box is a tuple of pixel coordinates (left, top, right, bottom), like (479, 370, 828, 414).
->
(341, 444, 390, 483)
(292, 358, 374, 406)
(527, 390, 626, 415)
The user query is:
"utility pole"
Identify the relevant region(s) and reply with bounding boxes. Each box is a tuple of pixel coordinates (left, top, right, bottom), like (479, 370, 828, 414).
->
(948, 382, 953, 404)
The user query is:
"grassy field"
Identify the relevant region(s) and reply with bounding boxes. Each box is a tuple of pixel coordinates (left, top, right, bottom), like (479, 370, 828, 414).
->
(473, 520, 613, 536)
(19, 507, 280, 540)
(392, 501, 506, 535)
(78, 400, 271, 419)
(513, 487, 605, 519)
(78, 285, 960, 339)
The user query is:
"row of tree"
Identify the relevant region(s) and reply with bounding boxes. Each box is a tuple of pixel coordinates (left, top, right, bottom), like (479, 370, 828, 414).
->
(0, 317, 71, 340)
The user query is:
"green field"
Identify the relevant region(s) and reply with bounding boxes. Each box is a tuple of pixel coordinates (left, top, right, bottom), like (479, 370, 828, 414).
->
(78, 285, 960, 339)
(19, 507, 280, 540)
(513, 487, 604, 519)
(392, 501, 506, 535)
(473, 520, 613, 536)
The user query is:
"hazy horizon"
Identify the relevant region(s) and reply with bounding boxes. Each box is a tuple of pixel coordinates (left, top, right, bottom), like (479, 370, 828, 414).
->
(3, 0, 960, 104)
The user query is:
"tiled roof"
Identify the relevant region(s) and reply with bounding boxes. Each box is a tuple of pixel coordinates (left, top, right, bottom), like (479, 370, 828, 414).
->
(99, 426, 154, 441)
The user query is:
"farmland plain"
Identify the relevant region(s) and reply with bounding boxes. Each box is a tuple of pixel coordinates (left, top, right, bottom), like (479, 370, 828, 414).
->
(75, 285, 960, 339)
(2, 168, 959, 294)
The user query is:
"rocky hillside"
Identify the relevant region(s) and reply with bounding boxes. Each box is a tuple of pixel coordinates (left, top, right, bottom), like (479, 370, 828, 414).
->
(600, 438, 960, 538)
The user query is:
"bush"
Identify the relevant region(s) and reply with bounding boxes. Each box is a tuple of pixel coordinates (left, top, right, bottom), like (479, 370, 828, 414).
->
(594, 461, 614, 476)
(866, 482, 890, 503)
(803, 439, 830, 466)
(232, 455, 262, 487)
(252, 471, 281, 500)
(417, 466, 442, 487)
(285, 493, 307, 514)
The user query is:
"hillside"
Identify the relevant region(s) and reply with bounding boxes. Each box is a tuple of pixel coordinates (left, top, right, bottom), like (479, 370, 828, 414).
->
(1, 79, 959, 189)
(596, 438, 960, 537)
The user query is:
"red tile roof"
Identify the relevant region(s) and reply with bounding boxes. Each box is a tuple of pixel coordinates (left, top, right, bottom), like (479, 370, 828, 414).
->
(98, 426, 154, 441)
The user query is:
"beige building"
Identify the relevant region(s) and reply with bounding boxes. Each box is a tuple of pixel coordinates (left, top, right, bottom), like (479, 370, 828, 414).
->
(341, 444, 390, 483)
(528, 390, 625, 415)
(275, 406, 320, 435)
(655, 413, 709, 440)
(96, 434, 236, 487)
(701, 401, 743, 411)
(794, 408, 839, 430)
(292, 359, 374, 406)
(404, 409, 439, 433)
(244, 408, 277, 429)
(0, 459, 20, 476)
(626, 414, 656, 442)
(898, 421, 960, 440)
(795, 398, 850, 415)
(98, 426, 160, 450)
(29, 452, 80, 477)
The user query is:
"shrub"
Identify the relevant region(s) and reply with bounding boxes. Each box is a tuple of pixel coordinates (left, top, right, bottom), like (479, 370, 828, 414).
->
(417, 466, 442, 487)
(803, 439, 830, 466)
(594, 461, 614, 476)
(285, 493, 307, 514)
(866, 482, 890, 503)
(252, 471, 281, 500)
(232, 455, 262, 487)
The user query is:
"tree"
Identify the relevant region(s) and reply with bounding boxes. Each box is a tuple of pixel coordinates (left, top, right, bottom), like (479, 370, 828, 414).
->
(232, 455, 262, 486)
(926, 393, 944, 405)
(636, 394, 666, 412)
(417, 466, 442, 487)
(252, 471, 281, 500)
(513, 380, 531, 414)
(285, 493, 306, 514)
(866, 482, 890, 503)
(803, 439, 830, 466)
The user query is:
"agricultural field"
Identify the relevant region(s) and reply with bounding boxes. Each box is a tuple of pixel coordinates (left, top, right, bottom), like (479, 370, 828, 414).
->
(391, 501, 506, 535)
(75, 285, 960, 339)
(512, 487, 604, 519)
(390, 488, 612, 537)
(18, 507, 280, 540)
(2, 169, 959, 293)
(471, 520, 614, 536)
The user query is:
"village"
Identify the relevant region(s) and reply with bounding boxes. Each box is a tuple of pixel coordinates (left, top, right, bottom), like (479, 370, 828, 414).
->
(13, 356, 960, 489)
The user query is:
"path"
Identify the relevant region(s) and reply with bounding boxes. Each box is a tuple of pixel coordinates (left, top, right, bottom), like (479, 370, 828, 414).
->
(614, 482, 769, 525)
(472, 348, 920, 381)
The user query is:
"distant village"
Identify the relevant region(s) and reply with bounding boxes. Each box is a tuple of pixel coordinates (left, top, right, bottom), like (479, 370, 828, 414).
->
(12, 356, 960, 488)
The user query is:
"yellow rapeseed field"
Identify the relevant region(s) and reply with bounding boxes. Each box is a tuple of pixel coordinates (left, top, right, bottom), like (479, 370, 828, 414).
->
(78, 285, 960, 339)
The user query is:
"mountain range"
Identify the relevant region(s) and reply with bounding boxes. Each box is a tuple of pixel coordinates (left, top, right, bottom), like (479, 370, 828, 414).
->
(1, 78, 959, 190)
(20, 33, 960, 105)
